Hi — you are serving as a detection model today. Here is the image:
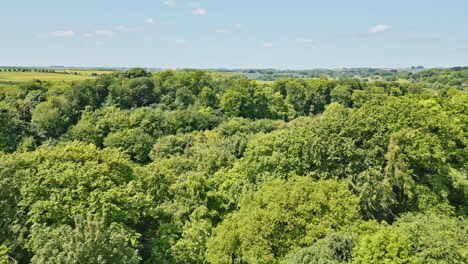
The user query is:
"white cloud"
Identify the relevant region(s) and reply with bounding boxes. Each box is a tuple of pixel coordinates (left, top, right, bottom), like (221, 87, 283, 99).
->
(215, 29, 229, 34)
(117, 26, 145, 32)
(49, 30, 75, 38)
(175, 39, 186, 44)
(296, 38, 315, 45)
(164, 0, 176, 7)
(186, 2, 198, 7)
(192, 8, 206, 16)
(263, 43, 274, 48)
(37, 30, 75, 38)
(146, 18, 155, 24)
(95, 30, 115, 37)
(84, 30, 115, 38)
(231, 24, 243, 29)
(368, 24, 389, 34)
(96, 41, 104, 46)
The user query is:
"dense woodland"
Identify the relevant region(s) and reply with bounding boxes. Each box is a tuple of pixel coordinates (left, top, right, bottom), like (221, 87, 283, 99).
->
(0, 67, 466, 263)
(226, 67, 468, 91)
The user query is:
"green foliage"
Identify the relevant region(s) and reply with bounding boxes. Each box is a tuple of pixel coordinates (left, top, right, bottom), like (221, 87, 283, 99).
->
(322, 102, 349, 119)
(330, 84, 352, 107)
(206, 177, 360, 264)
(18, 89, 46, 121)
(104, 128, 154, 163)
(106, 83, 134, 108)
(66, 106, 223, 149)
(199, 86, 219, 108)
(171, 210, 213, 263)
(124, 68, 152, 79)
(126, 77, 157, 107)
(0, 244, 15, 264)
(106, 76, 159, 108)
(31, 96, 73, 139)
(28, 215, 141, 264)
(17, 142, 146, 225)
(226, 94, 467, 220)
(0, 103, 24, 152)
(284, 79, 308, 115)
(353, 223, 417, 264)
(149, 134, 193, 160)
(0, 68, 466, 263)
(351, 214, 468, 263)
(402, 67, 468, 90)
(221, 79, 271, 119)
(221, 90, 243, 117)
(283, 231, 356, 264)
(351, 89, 368, 108)
(215, 117, 284, 137)
(394, 213, 468, 263)
(69, 80, 108, 110)
(0, 142, 149, 261)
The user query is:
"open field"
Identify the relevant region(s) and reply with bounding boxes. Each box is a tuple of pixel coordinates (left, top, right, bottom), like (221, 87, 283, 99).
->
(53, 70, 115, 76)
(0, 70, 112, 84)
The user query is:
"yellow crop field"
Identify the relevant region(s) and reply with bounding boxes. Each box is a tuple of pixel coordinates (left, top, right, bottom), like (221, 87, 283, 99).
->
(0, 70, 112, 83)
(53, 70, 115, 76)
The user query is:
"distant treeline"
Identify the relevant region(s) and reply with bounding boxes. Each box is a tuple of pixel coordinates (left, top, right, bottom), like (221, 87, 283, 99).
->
(213, 67, 468, 90)
(0, 68, 56, 73)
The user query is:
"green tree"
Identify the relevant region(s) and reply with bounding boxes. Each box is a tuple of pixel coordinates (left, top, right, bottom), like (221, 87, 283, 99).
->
(69, 80, 108, 110)
(307, 78, 335, 114)
(0, 103, 24, 152)
(0, 244, 15, 264)
(285, 79, 308, 115)
(149, 134, 193, 160)
(199, 86, 218, 108)
(174, 86, 196, 109)
(221, 90, 242, 117)
(283, 231, 356, 264)
(350, 89, 368, 108)
(126, 77, 157, 107)
(103, 128, 154, 163)
(31, 96, 72, 139)
(394, 213, 468, 263)
(206, 178, 360, 264)
(0, 142, 149, 262)
(125, 68, 152, 79)
(106, 83, 133, 108)
(28, 215, 141, 264)
(330, 84, 352, 107)
(353, 223, 417, 264)
(18, 90, 46, 121)
(225, 94, 467, 220)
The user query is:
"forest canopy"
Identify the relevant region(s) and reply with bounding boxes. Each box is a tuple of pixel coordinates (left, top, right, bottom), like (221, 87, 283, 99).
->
(0, 68, 466, 263)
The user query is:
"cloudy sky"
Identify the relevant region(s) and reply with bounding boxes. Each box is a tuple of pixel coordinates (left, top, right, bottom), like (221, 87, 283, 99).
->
(1, 0, 467, 69)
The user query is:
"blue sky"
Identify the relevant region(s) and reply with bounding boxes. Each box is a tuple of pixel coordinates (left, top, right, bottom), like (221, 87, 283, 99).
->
(1, 0, 467, 69)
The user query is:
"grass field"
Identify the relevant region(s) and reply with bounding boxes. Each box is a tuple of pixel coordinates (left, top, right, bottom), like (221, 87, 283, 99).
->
(53, 70, 114, 76)
(0, 70, 113, 84)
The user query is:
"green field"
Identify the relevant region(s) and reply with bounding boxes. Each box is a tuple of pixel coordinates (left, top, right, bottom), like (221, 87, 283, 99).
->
(53, 70, 114, 76)
(0, 70, 112, 84)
